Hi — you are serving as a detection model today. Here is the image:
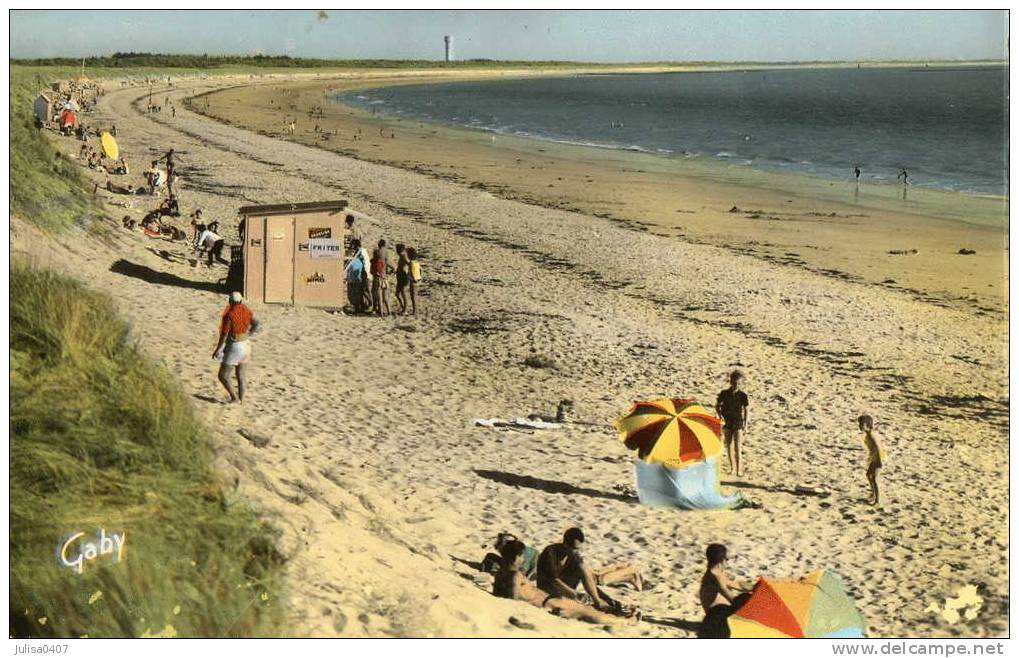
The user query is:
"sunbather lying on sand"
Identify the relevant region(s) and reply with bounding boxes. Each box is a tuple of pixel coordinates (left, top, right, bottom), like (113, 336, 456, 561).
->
(106, 180, 135, 195)
(494, 540, 639, 626)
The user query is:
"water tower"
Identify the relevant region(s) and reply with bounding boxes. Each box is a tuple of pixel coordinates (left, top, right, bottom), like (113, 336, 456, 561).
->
(444, 35, 454, 62)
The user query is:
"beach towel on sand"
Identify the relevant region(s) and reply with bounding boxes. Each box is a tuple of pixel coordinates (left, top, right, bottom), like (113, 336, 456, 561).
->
(471, 418, 563, 430)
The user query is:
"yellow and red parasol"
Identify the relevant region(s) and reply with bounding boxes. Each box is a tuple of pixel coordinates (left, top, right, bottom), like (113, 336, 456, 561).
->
(614, 398, 722, 468)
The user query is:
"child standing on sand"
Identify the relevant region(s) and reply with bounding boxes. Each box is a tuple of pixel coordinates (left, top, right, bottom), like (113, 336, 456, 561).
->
(715, 370, 749, 477)
(394, 244, 409, 314)
(407, 247, 421, 315)
(858, 414, 885, 505)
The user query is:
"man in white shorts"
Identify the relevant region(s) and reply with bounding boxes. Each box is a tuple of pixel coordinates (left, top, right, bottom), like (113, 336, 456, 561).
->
(212, 292, 260, 403)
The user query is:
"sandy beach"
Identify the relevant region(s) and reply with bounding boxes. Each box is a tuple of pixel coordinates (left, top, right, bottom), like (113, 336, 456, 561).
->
(14, 69, 1008, 637)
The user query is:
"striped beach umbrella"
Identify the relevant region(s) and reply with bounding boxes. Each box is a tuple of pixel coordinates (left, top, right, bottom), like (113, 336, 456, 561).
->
(614, 398, 722, 468)
(729, 570, 866, 638)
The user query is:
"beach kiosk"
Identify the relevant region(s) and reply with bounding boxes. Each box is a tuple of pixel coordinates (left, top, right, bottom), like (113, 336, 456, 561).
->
(34, 92, 58, 126)
(238, 200, 348, 307)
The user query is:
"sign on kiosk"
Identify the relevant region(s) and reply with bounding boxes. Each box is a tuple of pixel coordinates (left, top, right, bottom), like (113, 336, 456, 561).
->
(309, 238, 343, 258)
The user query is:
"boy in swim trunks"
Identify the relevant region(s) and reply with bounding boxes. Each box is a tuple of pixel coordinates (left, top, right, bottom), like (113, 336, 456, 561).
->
(858, 414, 885, 505)
(716, 370, 749, 476)
(536, 527, 643, 612)
(698, 543, 749, 638)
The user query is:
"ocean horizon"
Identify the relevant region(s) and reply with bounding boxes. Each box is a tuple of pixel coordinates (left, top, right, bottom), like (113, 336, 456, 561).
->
(337, 66, 1008, 197)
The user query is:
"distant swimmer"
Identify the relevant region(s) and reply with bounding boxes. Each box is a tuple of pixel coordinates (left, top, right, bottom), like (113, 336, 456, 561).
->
(897, 169, 909, 185)
(854, 166, 861, 182)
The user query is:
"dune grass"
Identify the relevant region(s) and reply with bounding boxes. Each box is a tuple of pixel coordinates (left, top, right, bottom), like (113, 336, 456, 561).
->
(9, 264, 288, 637)
(9, 68, 100, 232)
(10, 65, 289, 637)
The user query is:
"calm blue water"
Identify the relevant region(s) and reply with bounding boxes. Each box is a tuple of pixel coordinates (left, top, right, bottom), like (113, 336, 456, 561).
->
(337, 67, 1008, 196)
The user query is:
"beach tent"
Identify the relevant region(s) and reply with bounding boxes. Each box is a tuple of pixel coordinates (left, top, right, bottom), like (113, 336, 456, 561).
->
(615, 398, 744, 510)
(729, 570, 866, 638)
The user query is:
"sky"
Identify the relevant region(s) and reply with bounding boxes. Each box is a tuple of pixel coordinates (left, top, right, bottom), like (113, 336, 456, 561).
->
(9, 9, 1008, 63)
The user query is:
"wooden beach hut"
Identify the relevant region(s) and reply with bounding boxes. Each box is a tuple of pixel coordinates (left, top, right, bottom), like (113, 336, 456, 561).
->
(33, 92, 58, 125)
(238, 200, 348, 307)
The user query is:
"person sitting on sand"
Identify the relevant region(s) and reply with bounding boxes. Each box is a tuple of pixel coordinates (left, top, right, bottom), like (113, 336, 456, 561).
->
(697, 543, 750, 638)
(495, 540, 639, 626)
(111, 157, 129, 175)
(536, 528, 643, 613)
(212, 292, 259, 404)
(482, 532, 540, 579)
(141, 210, 163, 233)
(158, 194, 180, 217)
(858, 414, 885, 505)
(716, 370, 749, 477)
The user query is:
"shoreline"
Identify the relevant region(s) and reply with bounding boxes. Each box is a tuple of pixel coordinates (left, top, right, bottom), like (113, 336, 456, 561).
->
(193, 71, 1008, 314)
(335, 88, 1008, 221)
(334, 70, 1008, 203)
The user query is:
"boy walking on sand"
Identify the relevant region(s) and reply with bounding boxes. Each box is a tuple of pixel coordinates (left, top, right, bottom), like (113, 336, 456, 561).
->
(858, 415, 885, 505)
(715, 370, 749, 477)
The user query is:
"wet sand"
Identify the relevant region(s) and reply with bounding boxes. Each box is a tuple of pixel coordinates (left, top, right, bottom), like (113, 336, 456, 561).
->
(16, 70, 1009, 637)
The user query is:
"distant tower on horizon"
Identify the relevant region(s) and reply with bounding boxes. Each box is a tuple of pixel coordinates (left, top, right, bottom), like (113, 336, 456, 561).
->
(444, 35, 454, 63)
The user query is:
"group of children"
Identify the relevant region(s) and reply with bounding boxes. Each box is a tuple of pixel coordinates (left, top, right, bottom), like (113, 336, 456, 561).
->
(343, 215, 423, 316)
(715, 369, 885, 504)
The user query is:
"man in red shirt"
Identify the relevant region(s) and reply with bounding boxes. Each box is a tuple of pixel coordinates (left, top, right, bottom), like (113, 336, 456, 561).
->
(212, 292, 259, 403)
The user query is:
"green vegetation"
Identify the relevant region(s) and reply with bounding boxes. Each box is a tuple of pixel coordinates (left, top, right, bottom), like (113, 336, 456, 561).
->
(13, 53, 646, 69)
(10, 64, 288, 637)
(10, 265, 287, 637)
(9, 67, 99, 232)
(14, 53, 1002, 71)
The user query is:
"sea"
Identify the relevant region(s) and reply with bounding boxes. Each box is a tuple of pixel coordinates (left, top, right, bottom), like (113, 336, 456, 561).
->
(336, 66, 1008, 197)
